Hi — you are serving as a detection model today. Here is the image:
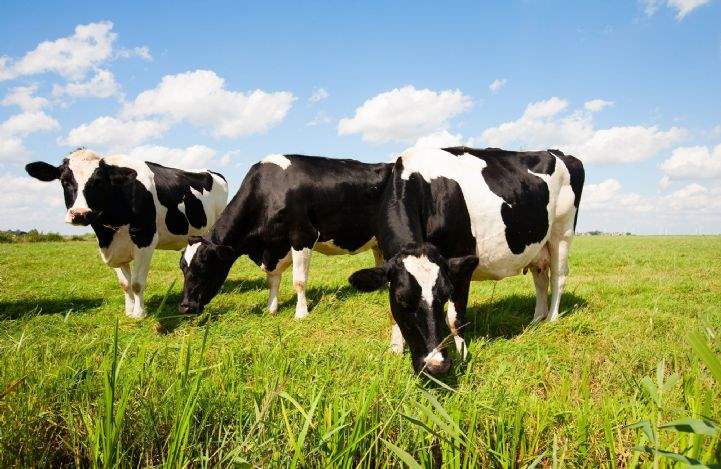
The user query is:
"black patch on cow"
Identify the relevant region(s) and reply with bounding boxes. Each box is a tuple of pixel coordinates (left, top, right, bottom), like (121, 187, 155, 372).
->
(146, 162, 216, 234)
(80, 162, 157, 249)
(442, 147, 553, 255)
(549, 149, 585, 229)
(179, 154, 393, 312)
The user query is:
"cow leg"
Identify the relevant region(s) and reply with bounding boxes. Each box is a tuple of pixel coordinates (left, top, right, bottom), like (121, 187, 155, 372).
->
(291, 247, 312, 319)
(128, 245, 154, 319)
(390, 314, 405, 354)
(266, 252, 291, 315)
(531, 268, 549, 321)
(114, 264, 133, 315)
(548, 230, 573, 322)
(447, 278, 471, 361)
(371, 246, 384, 267)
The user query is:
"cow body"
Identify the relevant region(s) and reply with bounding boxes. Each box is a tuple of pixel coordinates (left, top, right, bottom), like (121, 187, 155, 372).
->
(349, 147, 584, 375)
(25, 148, 228, 318)
(179, 154, 392, 319)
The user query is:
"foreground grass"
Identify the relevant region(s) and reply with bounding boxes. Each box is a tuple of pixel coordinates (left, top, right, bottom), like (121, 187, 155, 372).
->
(0, 236, 719, 466)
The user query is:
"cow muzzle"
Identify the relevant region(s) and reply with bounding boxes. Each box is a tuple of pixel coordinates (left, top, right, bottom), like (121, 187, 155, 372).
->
(422, 348, 452, 376)
(65, 208, 95, 226)
(178, 300, 202, 316)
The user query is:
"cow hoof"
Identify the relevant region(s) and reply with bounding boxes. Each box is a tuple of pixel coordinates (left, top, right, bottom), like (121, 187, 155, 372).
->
(126, 309, 146, 320)
(390, 343, 404, 354)
(294, 309, 309, 320)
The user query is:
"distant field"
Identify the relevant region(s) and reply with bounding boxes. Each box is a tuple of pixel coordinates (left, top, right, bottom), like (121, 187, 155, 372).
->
(1, 236, 719, 466)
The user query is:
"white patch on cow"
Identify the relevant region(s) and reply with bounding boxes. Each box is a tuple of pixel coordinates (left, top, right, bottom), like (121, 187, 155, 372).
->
(398, 147, 571, 280)
(183, 241, 201, 266)
(424, 348, 444, 366)
(402, 254, 439, 306)
(261, 154, 291, 169)
(390, 323, 405, 354)
(66, 149, 102, 221)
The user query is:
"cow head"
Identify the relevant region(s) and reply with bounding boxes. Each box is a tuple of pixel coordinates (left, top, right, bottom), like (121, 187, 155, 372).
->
(25, 149, 137, 226)
(178, 236, 237, 315)
(348, 243, 478, 376)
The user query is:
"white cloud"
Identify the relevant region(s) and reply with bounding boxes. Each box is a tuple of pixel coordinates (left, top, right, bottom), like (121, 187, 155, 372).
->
(338, 85, 473, 144)
(122, 69, 295, 138)
(0, 173, 66, 231)
(52, 69, 120, 99)
(0, 21, 118, 81)
(659, 144, 721, 180)
(480, 97, 686, 164)
(2, 85, 49, 111)
(659, 175, 672, 190)
(581, 178, 654, 212)
(115, 46, 152, 61)
(59, 116, 168, 150)
(125, 144, 216, 170)
(306, 110, 331, 127)
(0, 110, 60, 161)
(309, 87, 329, 103)
(584, 99, 614, 112)
(489, 78, 507, 94)
(412, 129, 466, 149)
(642, 0, 710, 20)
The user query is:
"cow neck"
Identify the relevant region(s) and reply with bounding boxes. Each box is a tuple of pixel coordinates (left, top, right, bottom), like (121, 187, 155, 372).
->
(377, 168, 426, 258)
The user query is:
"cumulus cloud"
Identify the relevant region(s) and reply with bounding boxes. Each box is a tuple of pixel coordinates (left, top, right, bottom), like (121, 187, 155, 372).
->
(125, 144, 217, 169)
(122, 70, 295, 138)
(642, 0, 711, 20)
(309, 87, 329, 103)
(0, 110, 60, 161)
(2, 85, 49, 111)
(584, 99, 614, 112)
(59, 116, 168, 150)
(581, 178, 654, 212)
(52, 69, 120, 99)
(412, 129, 466, 149)
(0, 173, 67, 231)
(0, 21, 147, 81)
(480, 97, 686, 164)
(338, 85, 473, 144)
(659, 144, 721, 180)
(489, 78, 507, 94)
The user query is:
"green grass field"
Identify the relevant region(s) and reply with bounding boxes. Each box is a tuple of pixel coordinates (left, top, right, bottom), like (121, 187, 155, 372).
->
(1, 236, 719, 467)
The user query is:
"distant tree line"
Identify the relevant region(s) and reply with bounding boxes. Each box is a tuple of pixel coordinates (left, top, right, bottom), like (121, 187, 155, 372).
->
(0, 229, 94, 243)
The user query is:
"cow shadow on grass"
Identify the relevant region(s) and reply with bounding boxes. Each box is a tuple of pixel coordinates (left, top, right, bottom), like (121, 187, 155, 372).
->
(462, 291, 587, 342)
(0, 297, 104, 320)
(152, 277, 362, 334)
(428, 292, 587, 388)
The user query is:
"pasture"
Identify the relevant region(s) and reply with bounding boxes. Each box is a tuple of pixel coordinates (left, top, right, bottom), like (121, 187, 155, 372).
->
(0, 236, 719, 466)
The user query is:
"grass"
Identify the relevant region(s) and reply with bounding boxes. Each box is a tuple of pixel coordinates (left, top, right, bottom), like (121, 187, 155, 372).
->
(0, 235, 719, 466)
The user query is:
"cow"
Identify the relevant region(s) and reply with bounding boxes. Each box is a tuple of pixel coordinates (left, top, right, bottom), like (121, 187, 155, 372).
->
(178, 154, 392, 319)
(348, 147, 584, 375)
(25, 148, 229, 319)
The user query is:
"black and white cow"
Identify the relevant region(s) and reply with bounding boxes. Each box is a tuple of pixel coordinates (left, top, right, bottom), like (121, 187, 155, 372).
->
(25, 148, 228, 319)
(178, 154, 392, 318)
(348, 147, 584, 375)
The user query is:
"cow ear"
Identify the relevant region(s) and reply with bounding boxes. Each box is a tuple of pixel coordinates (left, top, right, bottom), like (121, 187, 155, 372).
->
(100, 160, 137, 186)
(188, 235, 207, 245)
(348, 264, 389, 292)
(25, 162, 61, 181)
(448, 255, 479, 279)
(214, 244, 236, 262)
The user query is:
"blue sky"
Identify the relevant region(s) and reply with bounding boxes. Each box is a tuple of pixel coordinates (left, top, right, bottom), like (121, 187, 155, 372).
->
(1, 0, 720, 234)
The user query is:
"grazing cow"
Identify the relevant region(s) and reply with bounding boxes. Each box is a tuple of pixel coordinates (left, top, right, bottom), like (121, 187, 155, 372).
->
(178, 154, 392, 318)
(25, 148, 228, 319)
(348, 147, 584, 375)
